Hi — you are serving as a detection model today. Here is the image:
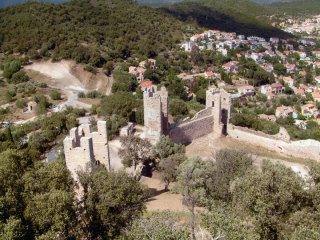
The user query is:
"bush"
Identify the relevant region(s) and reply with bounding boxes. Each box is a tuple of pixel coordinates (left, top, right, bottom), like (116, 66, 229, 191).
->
(50, 90, 62, 100)
(231, 112, 279, 135)
(169, 98, 188, 121)
(16, 99, 27, 109)
(10, 70, 29, 84)
(86, 90, 101, 99)
(84, 64, 97, 74)
(78, 92, 85, 98)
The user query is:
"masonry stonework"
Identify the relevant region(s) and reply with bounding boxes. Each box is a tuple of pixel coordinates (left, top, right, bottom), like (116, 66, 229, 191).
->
(228, 125, 320, 161)
(143, 86, 168, 141)
(168, 87, 231, 144)
(63, 120, 109, 181)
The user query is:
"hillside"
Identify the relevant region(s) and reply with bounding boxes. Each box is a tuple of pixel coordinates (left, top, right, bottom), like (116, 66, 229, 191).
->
(162, 0, 291, 38)
(271, 0, 320, 15)
(0, 0, 186, 65)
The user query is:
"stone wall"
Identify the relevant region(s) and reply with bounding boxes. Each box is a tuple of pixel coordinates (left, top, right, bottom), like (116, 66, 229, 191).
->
(169, 108, 214, 144)
(63, 121, 109, 181)
(63, 136, 93, 181)
(228, 125, 320, 161)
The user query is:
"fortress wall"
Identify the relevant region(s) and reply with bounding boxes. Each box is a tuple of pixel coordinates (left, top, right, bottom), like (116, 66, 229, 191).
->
(228, 125, 320, 161)
(169, 115, 214, 144)
(63, 136, 93, 180)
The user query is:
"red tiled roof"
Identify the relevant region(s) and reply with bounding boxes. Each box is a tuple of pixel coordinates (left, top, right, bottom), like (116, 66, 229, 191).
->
(271, 83, 283, 88)
(139, 80, 153, 88)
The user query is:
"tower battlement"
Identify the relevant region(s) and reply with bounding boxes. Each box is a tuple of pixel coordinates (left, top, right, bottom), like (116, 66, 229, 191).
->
(63, 120, 109, 181)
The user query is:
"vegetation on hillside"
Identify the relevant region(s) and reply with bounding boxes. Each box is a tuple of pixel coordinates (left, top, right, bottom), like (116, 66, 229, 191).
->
(0, 0, 186, 66)
(162, 0, 291, 39)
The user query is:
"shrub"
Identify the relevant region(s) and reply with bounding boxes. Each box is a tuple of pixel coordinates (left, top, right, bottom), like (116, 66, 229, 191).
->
(16, 99, 27, 109)
(50, 90, 62, 100)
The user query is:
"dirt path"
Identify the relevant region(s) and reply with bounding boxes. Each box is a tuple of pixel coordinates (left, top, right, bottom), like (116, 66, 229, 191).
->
(25, 60, 114, 111)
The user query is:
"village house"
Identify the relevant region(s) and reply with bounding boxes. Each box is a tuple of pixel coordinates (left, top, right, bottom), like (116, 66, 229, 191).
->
(312, 91, 320, 103)
(312, 51, 320, 58)
(261, 63, 274, 73)
(205, 71, 214, 79)
(139, 80, 153, 92)
(250, 52, 264, 62)
(139, 59, 156, 70)
(269, 37, 280, 44)
(222, 61, 239, 74)
(285, 63, 297, 74)
(260, 83, 284, 95)
(301, 103, 318, 118)
(237, 85, 255, 97)
(190, 34, 202, 42)
(275, 105, 297, 119)
(282, 76, 294, 88)
(129, 66, 146, 82)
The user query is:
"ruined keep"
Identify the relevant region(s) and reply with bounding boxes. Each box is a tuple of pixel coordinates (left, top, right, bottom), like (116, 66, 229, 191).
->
(206, 87, 232, 135)
(143, 86, 168, 141)
(143, 86, 231, 144)
(63, 121, 109, 181)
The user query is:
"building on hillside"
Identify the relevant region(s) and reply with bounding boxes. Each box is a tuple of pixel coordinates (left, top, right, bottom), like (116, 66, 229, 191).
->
(312, 92, 320, 103)
(139, 80, 153, 92)
(301, 104, 318, 118)
(222, 61, 239, 74)
(269, 37, 280, 44)
(237, 85, 255, 97)
(275, 106, 297, 119)
(285, 63, 297, 74)
(260, 83, 284, 95)
(139, 59, 156, 70)
(283, 76, 294, 88)
(129, 66, 146, 82)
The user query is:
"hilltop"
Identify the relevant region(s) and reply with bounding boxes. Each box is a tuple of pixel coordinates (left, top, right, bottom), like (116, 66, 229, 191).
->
(162, 0, 291, 38)
(0, 0, 186, 65)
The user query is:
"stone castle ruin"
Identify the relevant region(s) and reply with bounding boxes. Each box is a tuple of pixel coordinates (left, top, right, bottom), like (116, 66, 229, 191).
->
(143, 86, 169, 141)
(63, 121, 109, 180)
(143, 86, 232, 144)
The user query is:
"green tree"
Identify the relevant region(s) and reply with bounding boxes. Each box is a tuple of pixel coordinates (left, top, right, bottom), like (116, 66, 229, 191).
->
(99, 92, 136, 119)
(152, 135, 185, 162)
(202, 205, 259, 240)
(159, 153, 186, 191)
(79, 167, 146, 238)
(169, 98, 188, 121)
(233, 161, 306, 240)
(119, 136, 152, 175)
(206, 149, 253, 202)
(176, 157, 207, 240)
(9, 71, 29, 84)
(3, 60, 21, 79)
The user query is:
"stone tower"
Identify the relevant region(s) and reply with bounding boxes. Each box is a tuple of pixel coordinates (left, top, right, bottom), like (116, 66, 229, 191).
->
(206, 88, 231, 135)
(63, 120, 109, 181)
(143, 86, 168, 141)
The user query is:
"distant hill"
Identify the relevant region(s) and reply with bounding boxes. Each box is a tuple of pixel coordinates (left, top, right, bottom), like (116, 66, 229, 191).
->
(0, 0, 68, 8)
(162, 0, 291, 38)
(0, 0, 186, 64)
(271, 0, 320, 15)
(253, 0, 299, 3)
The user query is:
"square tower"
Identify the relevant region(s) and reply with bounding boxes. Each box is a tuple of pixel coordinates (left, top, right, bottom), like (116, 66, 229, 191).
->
(143, 86, 169, 141)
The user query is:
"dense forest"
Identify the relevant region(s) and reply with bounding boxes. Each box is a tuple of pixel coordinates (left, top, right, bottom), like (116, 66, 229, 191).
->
(161, 0, 292, 39)
(0, 0, 187, 66)
(271, 0, 320, 16)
